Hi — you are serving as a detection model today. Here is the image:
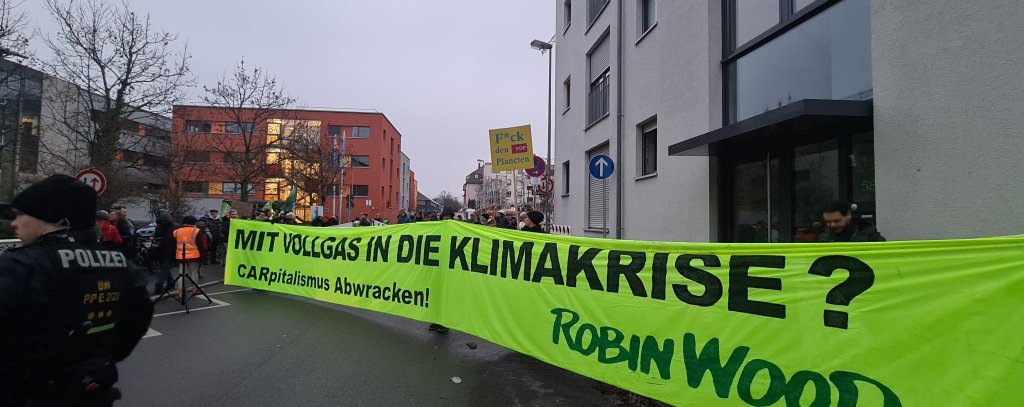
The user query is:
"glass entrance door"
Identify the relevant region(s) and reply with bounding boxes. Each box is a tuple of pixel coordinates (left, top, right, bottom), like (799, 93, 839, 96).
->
(723, 133, 875, 243)
(731, 154, 781, 242)
(792, 140, 839, 242)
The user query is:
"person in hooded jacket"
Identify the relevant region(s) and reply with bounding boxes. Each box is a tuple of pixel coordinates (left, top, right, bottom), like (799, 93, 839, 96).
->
(95, 210, 122, 249)
(149, 211, 178, 295)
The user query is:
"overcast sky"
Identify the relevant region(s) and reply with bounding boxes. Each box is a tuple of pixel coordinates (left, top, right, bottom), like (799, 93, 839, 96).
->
(24, 0, 555, 199)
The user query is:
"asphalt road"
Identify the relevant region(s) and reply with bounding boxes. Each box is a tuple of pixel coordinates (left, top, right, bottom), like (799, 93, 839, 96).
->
(117, 265, 625, 406)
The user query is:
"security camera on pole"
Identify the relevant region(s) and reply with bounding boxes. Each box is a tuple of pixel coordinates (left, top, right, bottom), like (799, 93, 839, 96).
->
(530, 38, 555, 231)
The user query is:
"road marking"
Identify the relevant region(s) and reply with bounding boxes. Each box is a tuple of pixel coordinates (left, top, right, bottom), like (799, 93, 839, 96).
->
(209, 287, 252, 295)
(143, 328, 162, 338)
(153, 297, 232, 317)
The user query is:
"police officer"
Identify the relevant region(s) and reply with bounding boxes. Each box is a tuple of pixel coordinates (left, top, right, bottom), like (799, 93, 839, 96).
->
(0, 175, 154, 406)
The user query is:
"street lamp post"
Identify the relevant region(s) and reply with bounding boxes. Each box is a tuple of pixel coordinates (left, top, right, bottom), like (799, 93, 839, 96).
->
(531, 39, 553, 231)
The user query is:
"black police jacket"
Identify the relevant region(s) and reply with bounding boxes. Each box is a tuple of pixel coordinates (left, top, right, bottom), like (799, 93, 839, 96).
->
(0, 231, 154, 404)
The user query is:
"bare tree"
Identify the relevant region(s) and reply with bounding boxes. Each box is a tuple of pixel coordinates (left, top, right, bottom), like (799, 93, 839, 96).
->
(0, 0, 30, 60)
(149, 130, 204, 219)
(479, 178, 505, 210)
(435, 190, 462, 211)
(0, 0, 33, 197)
(39, 0, 191, 207)
(278, 120, 348, 209)
(201, 58, 295, 202)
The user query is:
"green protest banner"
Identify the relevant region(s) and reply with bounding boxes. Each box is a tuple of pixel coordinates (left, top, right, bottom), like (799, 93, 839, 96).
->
(225, 219, 1024, 406)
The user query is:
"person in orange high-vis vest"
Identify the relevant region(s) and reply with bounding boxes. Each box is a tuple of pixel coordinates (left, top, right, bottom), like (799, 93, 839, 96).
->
(172, 216, 209, 299)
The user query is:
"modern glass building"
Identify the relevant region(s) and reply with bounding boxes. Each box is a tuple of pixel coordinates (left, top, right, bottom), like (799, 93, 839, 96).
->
(0, 59, 43, 201)
(554, 0, 1024, 242)
(673, 0, 875, 242)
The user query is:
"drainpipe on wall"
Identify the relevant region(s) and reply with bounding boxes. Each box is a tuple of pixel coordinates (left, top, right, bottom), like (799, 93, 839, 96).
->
(615, 0, 624, 239)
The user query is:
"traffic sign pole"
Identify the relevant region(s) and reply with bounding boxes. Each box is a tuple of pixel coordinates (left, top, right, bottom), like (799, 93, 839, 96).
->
(588, 155, 615, 238)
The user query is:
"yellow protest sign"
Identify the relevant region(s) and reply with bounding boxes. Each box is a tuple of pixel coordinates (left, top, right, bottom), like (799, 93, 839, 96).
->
(488, 124, 533, 171)
(226, 219, 1024, 406)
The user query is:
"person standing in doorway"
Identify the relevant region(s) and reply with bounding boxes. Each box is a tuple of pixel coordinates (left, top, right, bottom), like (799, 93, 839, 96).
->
(820, 201, 886, 242)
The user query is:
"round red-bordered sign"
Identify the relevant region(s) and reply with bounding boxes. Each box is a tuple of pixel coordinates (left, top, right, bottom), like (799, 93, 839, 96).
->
(75, 168, 107, 196)
(537, 177, 554, 195)
(525, 155, 546, 177)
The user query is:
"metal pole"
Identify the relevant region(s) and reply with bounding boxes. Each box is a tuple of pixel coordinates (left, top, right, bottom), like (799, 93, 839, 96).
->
(602, 179, 608, 239)
(545, 47, 553, 231)
(332, 133, 338, 219)
(341, 130, 349, 223)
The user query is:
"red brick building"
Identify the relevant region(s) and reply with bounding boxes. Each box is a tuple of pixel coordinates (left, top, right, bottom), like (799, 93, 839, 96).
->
(171, 106, 415, 223)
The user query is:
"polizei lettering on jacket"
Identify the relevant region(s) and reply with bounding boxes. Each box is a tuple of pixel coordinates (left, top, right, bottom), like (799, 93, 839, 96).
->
(58, 249, 128, 269)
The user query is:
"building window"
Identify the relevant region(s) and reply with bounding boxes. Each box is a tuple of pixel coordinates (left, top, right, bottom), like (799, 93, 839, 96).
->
(726, 0, 871, 123)
(351, 155, 370, 168)
(352, 126, 370, 138)
(352, 185, 369, 197)
(587, 0, 609, 26)
(223, 182, 243, 194)
(185, 150, 210, 163)
(185, 120, 211, 133)
(639, 0, 656, 35)
(224, 122, 257, 134)
(794, 0, 817, 12)
(17, 121, 38, 173)
(184, 181, 208, 195)
(639, 119, 657, 176)
(733, 0, 780, 48)
(564, 0, 572, 29)
(328, 125, 342, 137)
(143, 154, 169, 168)
(563, 76, 571, 112)
(145, 126, 169, 140)
(562, 160, 571, 195)
(264, 182, 279, 200)
(586, 144, 610, 230)
(587, 34, 611, 126)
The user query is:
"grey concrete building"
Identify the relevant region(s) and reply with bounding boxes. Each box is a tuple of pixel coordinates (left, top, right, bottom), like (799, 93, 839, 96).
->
(0, 58, 171, 220)
(400, 152, 411, 211)
(462, 164, 484, 209)
(553, 0, 1024, 242)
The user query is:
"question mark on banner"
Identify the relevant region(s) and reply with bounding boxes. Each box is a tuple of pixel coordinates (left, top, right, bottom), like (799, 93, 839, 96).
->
(808, 255, 875, 329)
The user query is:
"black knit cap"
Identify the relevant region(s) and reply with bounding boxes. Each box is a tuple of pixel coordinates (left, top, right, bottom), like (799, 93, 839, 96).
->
(11, 174, 96, 230)
(527, 210, 544, 225)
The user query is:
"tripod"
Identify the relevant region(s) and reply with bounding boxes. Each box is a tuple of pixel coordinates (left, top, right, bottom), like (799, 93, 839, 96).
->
(157, 243, 212, 314)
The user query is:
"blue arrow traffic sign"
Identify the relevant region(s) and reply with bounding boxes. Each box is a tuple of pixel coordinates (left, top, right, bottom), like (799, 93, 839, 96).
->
(588, 154, 614, 180)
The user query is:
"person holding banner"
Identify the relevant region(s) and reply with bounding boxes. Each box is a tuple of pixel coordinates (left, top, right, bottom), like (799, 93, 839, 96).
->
(396, 209, 412, 224)
(521, 211, 546, 233)
(200, 209, 223, 265)
(820, 201, 886, 242)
